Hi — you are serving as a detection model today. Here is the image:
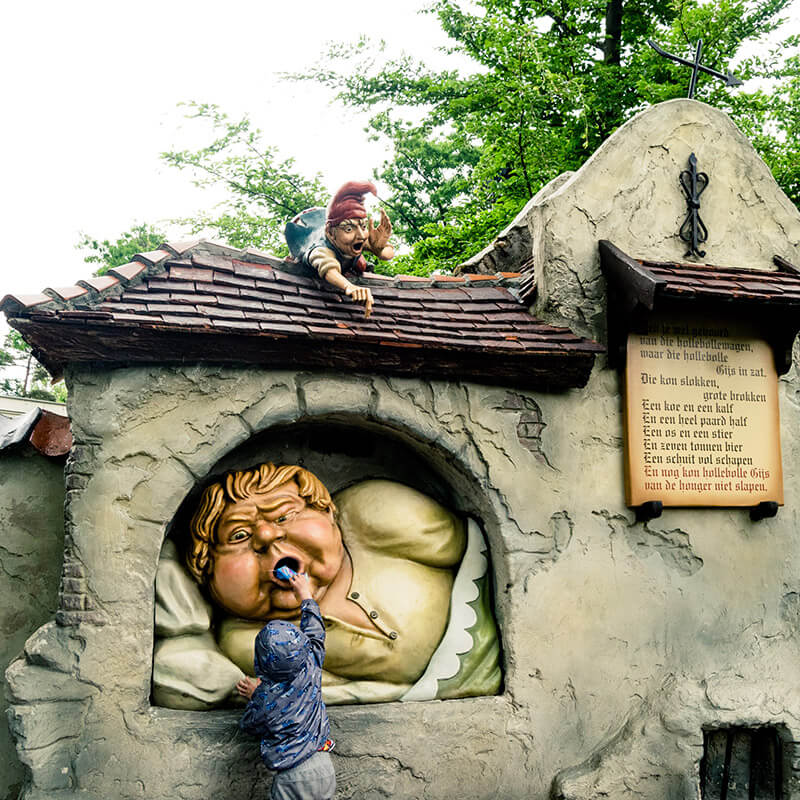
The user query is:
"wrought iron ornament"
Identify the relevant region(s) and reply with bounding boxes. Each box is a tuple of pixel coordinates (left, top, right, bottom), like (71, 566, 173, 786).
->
(648, 39, 743, 99)
(679, 153, 709, 258)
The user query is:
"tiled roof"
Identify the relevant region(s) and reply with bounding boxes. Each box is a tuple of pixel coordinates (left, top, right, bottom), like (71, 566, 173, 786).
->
(640, 258, 800, 304)
(599, 240, 800, 373)
(600, 240, 800, 309)
(2, 240, 602, 390)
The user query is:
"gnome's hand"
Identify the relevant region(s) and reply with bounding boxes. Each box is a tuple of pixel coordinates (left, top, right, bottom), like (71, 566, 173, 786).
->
(367, 209, 393, 258)
(345, 283, 374, 318)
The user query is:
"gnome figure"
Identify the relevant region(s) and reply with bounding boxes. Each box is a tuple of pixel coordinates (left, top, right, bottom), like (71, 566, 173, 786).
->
(284, 181, 394, 317)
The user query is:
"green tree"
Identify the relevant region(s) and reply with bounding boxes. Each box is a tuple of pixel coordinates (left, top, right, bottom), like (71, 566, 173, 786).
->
(290, 0, 797, 271)
(725, 42, 800, 209)
(0, 331, 67, 403)
(116, 1, 796, 275)
(161, 103, 329, 255)
(77, 222, 167, 274)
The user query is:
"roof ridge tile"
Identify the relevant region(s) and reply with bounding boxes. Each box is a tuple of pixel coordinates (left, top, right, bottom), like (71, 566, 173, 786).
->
(393, 275, 431, 285)
(74, 275, 127, 308)
(429, 275, 466, 286)
(133, 249, 173, 266)
(44, 285, 89, 303)
(109, 262, 147, 283)
(240, 248, 285, 268)
(77, 275, 120, 294)
(359, 273, 396, 284)
(0, 293, 59, 315)
(163, 239, 243, 259)
(162, 239, 205, 256)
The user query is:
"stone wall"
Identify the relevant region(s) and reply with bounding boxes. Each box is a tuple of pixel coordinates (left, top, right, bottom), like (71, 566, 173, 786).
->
(4, 354, 800, 799)
(6, 100, 800, 799)
(527, 99, 800, 341)
(0, 449, 65, 800)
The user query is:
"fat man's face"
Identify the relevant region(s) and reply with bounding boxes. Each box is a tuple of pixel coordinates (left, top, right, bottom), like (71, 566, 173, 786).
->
(209, 480, 344, 620)
(328, 218, 369, 258)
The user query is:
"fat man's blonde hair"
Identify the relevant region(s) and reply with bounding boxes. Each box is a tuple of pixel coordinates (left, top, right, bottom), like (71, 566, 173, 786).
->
(187, 462, 334, 585)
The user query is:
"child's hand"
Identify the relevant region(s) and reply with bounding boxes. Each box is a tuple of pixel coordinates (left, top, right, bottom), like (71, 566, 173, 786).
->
(289, 571, 313, 601)
(236, 676, 261, 699)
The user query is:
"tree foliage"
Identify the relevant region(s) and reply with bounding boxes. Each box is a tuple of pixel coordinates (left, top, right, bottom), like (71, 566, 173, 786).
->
(152, 2, 797, 274)
(0, 331, 67, 403)
(291, 0, 797, 271)
(73, 1, 798, 281)
(77, 223, 167, 275)
(161, 103, 329, 255)
(725, 39, 800, 209)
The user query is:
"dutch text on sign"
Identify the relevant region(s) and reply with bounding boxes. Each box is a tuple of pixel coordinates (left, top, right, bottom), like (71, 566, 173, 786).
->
(625, 317, 783, 507)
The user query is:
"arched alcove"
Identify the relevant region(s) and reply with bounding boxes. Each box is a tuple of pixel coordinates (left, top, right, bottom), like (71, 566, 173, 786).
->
(167, 413, 508, 542)
(155, 413, 504, 711)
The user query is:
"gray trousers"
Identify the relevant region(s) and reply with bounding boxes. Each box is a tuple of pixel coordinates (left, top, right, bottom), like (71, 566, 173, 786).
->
(270, 751, 336, 800)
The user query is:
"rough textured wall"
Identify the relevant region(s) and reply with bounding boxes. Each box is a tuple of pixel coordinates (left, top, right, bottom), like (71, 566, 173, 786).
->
(457, 172, 574, 275)
(528, 99, 800, 340)
(0, 449, 64, 800)
(4, 357, 800, 800)
(6, 100, 800, 800)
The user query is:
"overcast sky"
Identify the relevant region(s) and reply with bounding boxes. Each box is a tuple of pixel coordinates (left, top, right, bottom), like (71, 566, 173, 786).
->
(0, 1, 457, 300)
(1, 0, 798, 303)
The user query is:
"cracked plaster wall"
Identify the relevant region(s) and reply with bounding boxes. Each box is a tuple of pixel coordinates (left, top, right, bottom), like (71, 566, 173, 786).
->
(3, 354, 800, 800)
(0, 449, 65, 800)
(527, 99, 800, 340)
(6, 100, 800, 800)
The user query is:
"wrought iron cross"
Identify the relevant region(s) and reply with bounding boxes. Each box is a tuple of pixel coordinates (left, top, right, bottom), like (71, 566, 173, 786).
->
(648, 39, 743, 99)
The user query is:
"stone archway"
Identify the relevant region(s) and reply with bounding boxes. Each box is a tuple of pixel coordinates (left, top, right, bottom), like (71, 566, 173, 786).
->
(154, 413, 504, 710)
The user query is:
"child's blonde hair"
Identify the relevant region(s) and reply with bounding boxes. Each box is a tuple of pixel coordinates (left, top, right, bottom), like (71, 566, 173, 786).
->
(186, 463, 334, 584)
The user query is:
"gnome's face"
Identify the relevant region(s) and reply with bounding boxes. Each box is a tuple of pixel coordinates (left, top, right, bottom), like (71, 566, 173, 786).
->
(328, 218, 369, 258)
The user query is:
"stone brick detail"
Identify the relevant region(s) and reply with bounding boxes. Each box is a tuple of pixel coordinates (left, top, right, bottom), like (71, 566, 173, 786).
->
(57, 553, 102, 625)
(61, 560, 85, 579)
(59, 593, 85, 612)
(65, 472, 89, 490)
(55, 610, 106, 627)
(51, 443, 106, 627)
(497, 391, 546, 461)
(59, 577, 85, 594)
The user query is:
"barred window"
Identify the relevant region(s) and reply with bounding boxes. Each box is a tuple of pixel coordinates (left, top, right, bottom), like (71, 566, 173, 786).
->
(702, 727, 782, 799)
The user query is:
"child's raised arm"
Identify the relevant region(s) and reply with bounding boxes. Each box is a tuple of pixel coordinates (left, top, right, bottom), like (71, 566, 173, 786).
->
(289, 573, 326, 666)
(288, 571, 313, 602)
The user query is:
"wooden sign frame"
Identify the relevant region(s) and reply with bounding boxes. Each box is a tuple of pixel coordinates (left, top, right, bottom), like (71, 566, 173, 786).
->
(598, 240, 800, 520)
(624, 314, 783, 508)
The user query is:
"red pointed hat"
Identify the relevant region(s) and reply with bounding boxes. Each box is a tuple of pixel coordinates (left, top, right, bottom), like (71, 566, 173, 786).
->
(327, 181, 376, 227)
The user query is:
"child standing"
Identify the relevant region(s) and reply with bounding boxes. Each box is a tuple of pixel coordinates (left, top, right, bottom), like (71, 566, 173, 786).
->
(237, 572, 336, 800)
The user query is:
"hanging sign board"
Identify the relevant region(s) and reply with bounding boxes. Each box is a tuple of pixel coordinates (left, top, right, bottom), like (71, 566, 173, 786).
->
(625, 314, 783, 507)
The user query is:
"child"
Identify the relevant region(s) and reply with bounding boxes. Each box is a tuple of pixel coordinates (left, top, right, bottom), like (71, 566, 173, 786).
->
(237, 571, 336, 800)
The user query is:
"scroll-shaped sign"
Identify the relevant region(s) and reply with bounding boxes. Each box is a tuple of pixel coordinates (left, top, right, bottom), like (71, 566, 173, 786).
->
(625, 315, 783, 507)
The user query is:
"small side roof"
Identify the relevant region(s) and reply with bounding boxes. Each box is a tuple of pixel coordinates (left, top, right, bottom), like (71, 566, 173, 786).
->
(600, 240, 800, 373)
(0, 408, 71, 457)
(2, 240, 603, 391)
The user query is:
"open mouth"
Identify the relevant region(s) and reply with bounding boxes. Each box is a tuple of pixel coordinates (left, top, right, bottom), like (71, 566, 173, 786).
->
(274, 556, 300, 580)
(352, 241, 364, 254)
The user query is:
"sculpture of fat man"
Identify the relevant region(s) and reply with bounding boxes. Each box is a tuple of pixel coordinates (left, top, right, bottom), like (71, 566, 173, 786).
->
(153, 462, 501, 707)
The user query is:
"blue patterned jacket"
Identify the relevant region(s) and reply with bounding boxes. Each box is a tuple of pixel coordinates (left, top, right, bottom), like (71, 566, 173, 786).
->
(239, 600, 331, 771)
